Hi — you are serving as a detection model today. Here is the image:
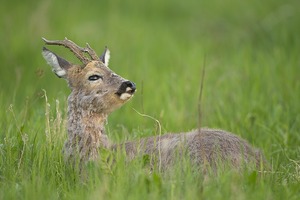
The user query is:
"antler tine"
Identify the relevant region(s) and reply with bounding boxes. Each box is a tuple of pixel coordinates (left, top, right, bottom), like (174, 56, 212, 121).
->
(42, 37, 92, 64)
(85, 43, 99, 60)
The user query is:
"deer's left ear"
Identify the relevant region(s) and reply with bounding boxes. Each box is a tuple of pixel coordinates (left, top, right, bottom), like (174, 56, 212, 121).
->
(100, 47, 110, 67)
(42, 47, 71, 78)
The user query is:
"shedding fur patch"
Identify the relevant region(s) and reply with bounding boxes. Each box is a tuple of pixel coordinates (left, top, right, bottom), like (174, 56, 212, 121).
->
(42, 50, 66, 77)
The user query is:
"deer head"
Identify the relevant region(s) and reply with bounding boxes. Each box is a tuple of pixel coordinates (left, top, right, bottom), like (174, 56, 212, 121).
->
(41, 37, 136, 114)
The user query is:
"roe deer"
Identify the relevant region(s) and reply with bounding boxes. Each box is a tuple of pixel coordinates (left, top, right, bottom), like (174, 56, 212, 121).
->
(42, 37, 265, 171)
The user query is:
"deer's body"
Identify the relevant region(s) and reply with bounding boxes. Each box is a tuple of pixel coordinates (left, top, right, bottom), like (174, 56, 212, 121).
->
(42, 38, 265, 171)
(118, 129, 262, 170)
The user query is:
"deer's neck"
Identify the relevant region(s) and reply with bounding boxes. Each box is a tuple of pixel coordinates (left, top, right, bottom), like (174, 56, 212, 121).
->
(65, 94, 110, 161)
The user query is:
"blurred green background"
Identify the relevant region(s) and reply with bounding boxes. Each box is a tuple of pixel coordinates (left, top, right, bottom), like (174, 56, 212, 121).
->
(1, 0, 300, 199)
(1, 0, 300, 151)
(1, 0, 300, 159)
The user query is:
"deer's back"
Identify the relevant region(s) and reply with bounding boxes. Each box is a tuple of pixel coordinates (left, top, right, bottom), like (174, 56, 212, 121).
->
(119, 128, 264, 170)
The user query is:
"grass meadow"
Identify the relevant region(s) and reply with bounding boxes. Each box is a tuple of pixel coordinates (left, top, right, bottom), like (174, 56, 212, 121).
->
(1, 0, 300, 199)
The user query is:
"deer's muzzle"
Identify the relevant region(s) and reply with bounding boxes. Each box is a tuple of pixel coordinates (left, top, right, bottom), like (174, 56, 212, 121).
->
(115, 81, 136, 100)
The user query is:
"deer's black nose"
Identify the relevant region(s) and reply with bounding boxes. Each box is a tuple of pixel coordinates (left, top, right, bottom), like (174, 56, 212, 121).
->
(124, 81, 136, 92)
(116, 81, 136, 96)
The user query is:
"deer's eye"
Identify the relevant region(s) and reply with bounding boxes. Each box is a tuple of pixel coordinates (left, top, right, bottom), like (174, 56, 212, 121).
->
(88, 75, 103, 81)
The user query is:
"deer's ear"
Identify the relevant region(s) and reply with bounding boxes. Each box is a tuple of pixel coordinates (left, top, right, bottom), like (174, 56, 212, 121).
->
(42, 47, 71, 78)
(99, 47, 110, 67)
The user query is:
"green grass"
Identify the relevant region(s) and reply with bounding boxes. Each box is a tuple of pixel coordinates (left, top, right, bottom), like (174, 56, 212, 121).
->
(1, 0, 300, 199)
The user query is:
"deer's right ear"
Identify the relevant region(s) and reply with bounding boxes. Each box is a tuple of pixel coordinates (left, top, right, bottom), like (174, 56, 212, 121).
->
(42, 47, 71, 78)
(99, 47, 110, 67)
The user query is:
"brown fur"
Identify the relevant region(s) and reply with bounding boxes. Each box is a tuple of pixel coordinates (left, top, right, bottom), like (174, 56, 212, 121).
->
(113, 129, 263, 171)
(42, 38, 265, 171)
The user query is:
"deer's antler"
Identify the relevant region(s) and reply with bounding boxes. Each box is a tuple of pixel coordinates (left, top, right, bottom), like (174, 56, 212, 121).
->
(42, 37, 99, 65)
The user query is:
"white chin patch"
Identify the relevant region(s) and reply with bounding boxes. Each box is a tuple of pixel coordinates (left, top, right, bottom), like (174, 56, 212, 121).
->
(120, 93, 132, 101)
